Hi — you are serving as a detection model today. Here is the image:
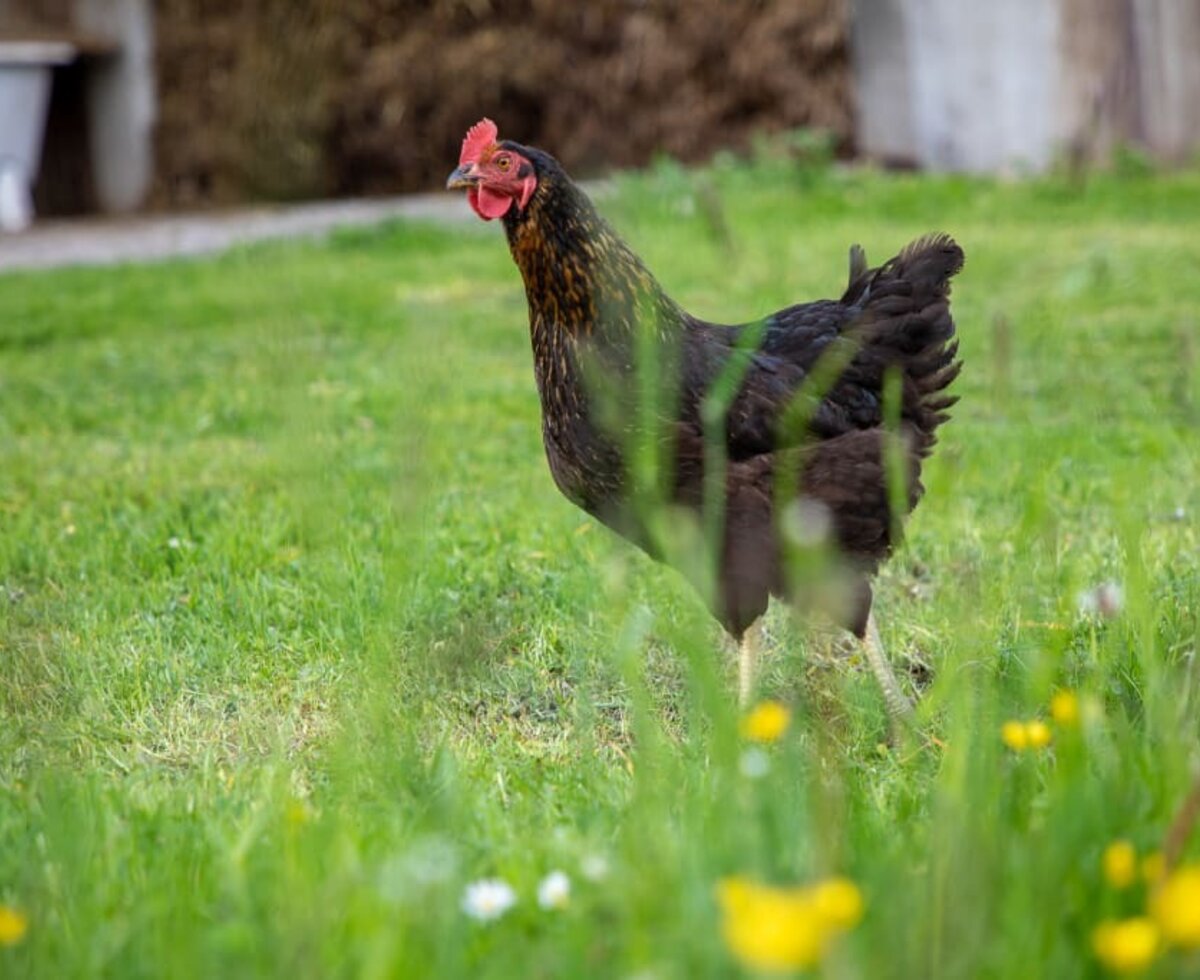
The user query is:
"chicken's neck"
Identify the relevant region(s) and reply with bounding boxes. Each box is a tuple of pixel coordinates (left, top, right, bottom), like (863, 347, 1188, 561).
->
(503, 176, 685, 357)
(501, 173, 687, 512)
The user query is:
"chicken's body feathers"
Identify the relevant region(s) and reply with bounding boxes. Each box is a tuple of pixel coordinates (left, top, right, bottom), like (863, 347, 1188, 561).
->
(497, 143, 963, 640)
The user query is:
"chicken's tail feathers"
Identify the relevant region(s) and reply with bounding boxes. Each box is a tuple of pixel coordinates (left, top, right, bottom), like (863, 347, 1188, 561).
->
(845, 244, 870, 298)
(849, 233, 965, 455)
(891, 232, 965, 288)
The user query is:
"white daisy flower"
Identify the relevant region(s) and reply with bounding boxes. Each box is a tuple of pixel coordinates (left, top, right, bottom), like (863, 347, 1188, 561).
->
(378, 838, 459, 904)
(537, 870, 571, 909)
(580, 853, 610, 882)
(739, 746, 771, 779)
(461, 878, 516, 921)
(1078, 582, 1123, 619)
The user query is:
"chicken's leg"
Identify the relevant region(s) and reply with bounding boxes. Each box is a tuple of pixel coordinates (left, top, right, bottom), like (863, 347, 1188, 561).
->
(738, 619, 763, 708)
(862, 613, 914, 722)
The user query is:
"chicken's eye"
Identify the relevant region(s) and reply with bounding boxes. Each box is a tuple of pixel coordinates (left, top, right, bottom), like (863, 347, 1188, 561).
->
(496, 156, 511, 171)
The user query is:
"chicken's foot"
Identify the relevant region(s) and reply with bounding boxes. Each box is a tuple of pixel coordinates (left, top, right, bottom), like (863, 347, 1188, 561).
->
(863, 613, 914, 723)
(738, 619, 763, 708)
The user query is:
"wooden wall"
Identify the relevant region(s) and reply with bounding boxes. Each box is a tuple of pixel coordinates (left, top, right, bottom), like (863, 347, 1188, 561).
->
(852, 0, 1200, 171)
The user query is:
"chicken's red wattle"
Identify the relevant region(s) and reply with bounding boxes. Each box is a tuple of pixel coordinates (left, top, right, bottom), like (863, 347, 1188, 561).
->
(468, 186, 513, 220)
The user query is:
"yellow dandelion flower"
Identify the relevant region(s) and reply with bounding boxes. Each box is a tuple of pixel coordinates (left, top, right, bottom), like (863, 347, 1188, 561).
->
(1150, 865, 1200, 949)
(717, 875, 861, 973)
(0, 905, 28, 947)
(717, 877, 824, 972)
(1001, 720, 1029, 751)
(812, 877, 864, 931)
(1103, 840, 1137, 890)
(1140, 852, 1165, 885)
(1050, 690, 1079, 725)
(1025, 720, 1052, 749)
(740, 701, 791, 744)
(1002, 718, 1053, 752)
(1092, 917, 1160, 974)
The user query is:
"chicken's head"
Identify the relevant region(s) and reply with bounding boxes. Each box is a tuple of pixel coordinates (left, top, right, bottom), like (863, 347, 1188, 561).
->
(446, 118, 537, 221)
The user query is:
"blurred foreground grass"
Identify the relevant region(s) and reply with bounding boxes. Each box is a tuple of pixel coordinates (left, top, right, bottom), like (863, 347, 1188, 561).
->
(1, 155, 1199, 978)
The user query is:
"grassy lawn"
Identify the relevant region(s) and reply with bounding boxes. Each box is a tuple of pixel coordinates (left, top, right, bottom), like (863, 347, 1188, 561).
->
(2, 154, 1199, 978)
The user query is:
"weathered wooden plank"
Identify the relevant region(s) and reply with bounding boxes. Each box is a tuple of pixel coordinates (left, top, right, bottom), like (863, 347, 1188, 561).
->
(852, 0, 1200, 171)
(1132, 0, 1200, 161)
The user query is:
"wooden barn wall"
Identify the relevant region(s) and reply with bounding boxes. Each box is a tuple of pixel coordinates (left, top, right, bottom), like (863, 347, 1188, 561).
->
(853, 0, 1200, 172)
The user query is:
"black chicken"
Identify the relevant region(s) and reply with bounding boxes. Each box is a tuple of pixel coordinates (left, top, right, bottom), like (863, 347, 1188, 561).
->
(447, 119, 964, 717)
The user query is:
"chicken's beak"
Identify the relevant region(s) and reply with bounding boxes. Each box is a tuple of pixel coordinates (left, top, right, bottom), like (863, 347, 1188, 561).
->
(446, 163, 479, 190)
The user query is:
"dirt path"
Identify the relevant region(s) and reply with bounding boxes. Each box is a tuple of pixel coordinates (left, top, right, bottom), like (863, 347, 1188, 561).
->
(0, 183, 616, 274)
(0, 192, 475, 274)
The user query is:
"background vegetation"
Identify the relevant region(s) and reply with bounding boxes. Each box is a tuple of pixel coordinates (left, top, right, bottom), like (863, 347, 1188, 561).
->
(2, 152, 1199, 977)
(128, 0, 849, 204)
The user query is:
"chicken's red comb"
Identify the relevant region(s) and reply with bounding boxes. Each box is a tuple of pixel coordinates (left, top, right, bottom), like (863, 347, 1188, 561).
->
(460, 118, 499, 165)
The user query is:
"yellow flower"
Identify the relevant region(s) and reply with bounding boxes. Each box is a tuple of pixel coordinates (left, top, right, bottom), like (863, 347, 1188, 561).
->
(1050, 690, 1079, 725)
(0, 905, 28, 947)
(1140, 852, 1165, 885)
(1025, 720, 1052, 749)
(1103, 840, 1138, 889)
(1092, 918, 1160, 973)
(1001, 720, 1029, 751)
(1001, 719, 1052, 752)
(716, 875, 861, 973)
(717, 877, 823, 972)
(1150, 865, 1200, 949)
(812, 877, 864, 930)
(740, 701, 791, 744)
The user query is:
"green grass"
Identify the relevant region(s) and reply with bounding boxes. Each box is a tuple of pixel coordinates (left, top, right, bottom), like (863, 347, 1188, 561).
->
(2, 154, 1200, 978)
